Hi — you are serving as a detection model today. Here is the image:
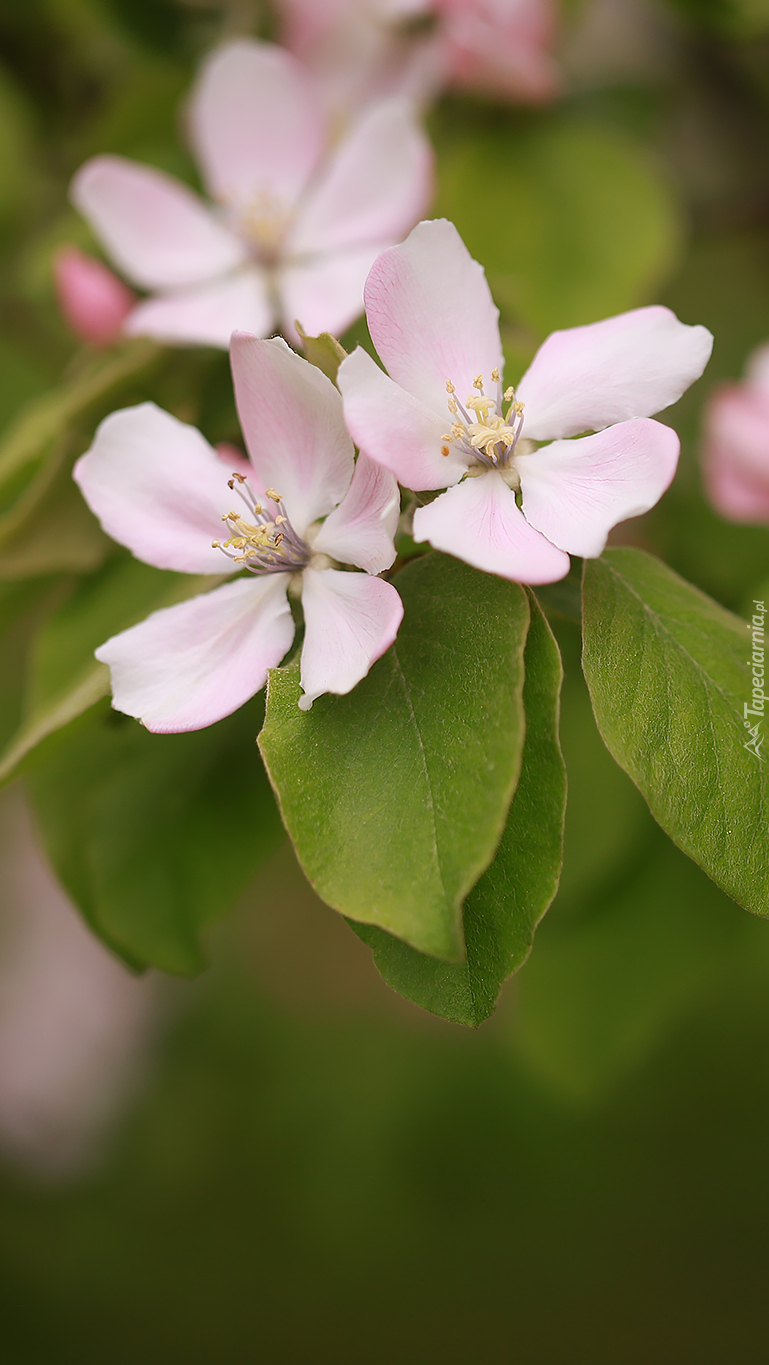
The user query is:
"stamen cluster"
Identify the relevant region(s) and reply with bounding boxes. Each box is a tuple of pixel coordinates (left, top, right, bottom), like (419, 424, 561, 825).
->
(213, 472, 310, 574)
(441, 369, 524, 468)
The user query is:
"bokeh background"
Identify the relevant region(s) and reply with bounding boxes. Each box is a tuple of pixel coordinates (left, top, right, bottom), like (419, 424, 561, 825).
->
(1, 0, 769, 1359)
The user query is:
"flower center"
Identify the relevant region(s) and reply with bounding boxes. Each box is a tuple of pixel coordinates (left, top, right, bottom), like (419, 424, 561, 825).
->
(212, 473, 310, 575)
(234, 193, 293, 267)
(441, 370, 525, 469)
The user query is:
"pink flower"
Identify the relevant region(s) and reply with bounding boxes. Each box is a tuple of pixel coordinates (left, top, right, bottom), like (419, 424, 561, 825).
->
(702, 344, 769, 524)
(277, 0, 559, 119)
(74, 335, 403, 730)
(338, 220, 713, 584)
(53, 246, 135, 347)
(70, 40, 432, 350)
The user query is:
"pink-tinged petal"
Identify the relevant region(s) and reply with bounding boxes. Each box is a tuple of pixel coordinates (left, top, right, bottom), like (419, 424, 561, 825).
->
(413, 471, 570, 583)
(53, 247, 135, 347)
(187, 40, 323, 213)
(125, 269, 272, 349)
(363, 219, 503, 416)
(299, 568, 403, 710)
(438, 0, 561, 103)
(517, 306, 714, 441)
(73, 403, 241, 574)
(279, 243, 385, 343)
(287, 98, 432, 256)
(338, 345, 470, 490)
(71, 156, 246, 291)
(230, 334, 354, 535)
(702, 385, 769, 524)
(97, 575, 294, 733)
(517, 418, 680, 558)
(313, 453, 400, 573)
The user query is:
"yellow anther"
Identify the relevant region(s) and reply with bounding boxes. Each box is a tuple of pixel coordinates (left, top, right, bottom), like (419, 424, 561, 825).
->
(491, 367, 500, 383)
(447, 396, 458, 414)
(446, 379, 455, 393)
(265, 488, 282, 503)
(466, 395, 495, 418)
(211, 539, 220, 548)
(275, 515, 287, 525)
(473, 375, 484, 391)
(451, 422, 466, 439)
(504, 387, 515, 402)
(441, 445, 450, 456)
(441, 433, 454, 442)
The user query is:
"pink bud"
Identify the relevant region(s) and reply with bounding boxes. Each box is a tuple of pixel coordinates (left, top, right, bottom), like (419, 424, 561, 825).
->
(702, 344, 769, 525)
(54, 246, 135, 347)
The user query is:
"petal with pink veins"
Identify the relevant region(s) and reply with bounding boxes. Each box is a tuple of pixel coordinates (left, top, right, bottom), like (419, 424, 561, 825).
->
(363, 219, 503, 416)
(517, 306, 714, 441)
(74, 403, 244, 574)
(96, 575, 294, 733)
(517, 418, 680, 558)
(299, 568, 403, 710)
(279, 244, 389, 343)
(187, 40, 324, 213)
(413, 471, 570, 583)
(230, 334, 354, 535)
(338, 346, 470, 490)
(71, 156, 247, 291)
(125, 269, 273, 349)
(287, 98, 432, 257)
(313, 453, 400, 573)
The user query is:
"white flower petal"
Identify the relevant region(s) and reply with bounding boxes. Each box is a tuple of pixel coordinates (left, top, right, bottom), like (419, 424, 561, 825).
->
(97, 576, 294, 733)
(363, 218, 503, 416)
(230, 333, 354, 535)
(73, 403, 241, 574)
(187, 39, 324, 212)
(413, 471, 569, 583)
(124, 269, 273, 349)
(517, 418, 680, 557)
(71, 156, 246, 291)
(517, 305, 714, 441)
(287, 97, 432, 256)
(299, 568, 403, 709)
(313, 453, 400, 573)
(279, 243, 387, 343)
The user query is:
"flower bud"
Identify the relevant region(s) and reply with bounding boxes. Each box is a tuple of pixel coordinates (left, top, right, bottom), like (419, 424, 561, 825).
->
(53, 246, 135, 347)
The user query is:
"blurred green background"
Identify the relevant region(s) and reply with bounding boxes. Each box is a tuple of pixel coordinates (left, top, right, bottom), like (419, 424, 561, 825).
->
(1, 0, 769, 1359)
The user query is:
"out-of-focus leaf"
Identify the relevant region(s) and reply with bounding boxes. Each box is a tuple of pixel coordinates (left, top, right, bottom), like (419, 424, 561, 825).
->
(0, 436, 109, 577)
(514, 836, 749, 1102)
(582, 548, 768, 917)
(27, 694, 283, 974)
(0, 64, 35, 223)
(0, 555, 225, 786)
(295, 324, 347, 383)
(0, 577, 61, 754)
(351, 593, 565, 1025)
(259, 554, 530, 961)
(435, 116, 682, 340)
(0, 339, 160, 497)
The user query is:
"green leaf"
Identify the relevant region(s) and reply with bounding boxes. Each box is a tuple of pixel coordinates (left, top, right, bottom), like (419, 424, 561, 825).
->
(582, 547, 769, 917)
(351, 591, 566, 1025)
(0, 555, 225, 786)
(295, 323, 347, 383)
(0, 435, 109, 577)
(435, 116, 682, 340)
(259, 554, 530, 960)
(26, 695, 283, 975)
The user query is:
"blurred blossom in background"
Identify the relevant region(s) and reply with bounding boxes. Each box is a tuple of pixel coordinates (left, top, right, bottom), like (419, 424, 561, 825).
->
(0, 0, 769, 1361)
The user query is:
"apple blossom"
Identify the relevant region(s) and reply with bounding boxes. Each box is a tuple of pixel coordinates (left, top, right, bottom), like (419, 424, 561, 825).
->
(277, 0, 559, 119)
(53, 246, 135, 347)
(73, 334, 403, 730)
(338, 220, 713, 584)
(70, 40, 432, 350)
(701, 343, 769, 524)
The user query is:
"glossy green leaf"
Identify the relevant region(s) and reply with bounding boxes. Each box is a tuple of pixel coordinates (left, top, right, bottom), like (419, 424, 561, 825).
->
(435, 116, 682, 339)
(0, 555, 225, 786)
(26, 695, 283, 975)
(582, 548, 769, 917)
(259, 554, 530, 960)
(351, 592, 565, 1025)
